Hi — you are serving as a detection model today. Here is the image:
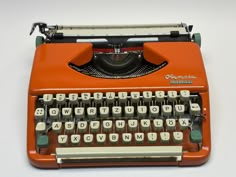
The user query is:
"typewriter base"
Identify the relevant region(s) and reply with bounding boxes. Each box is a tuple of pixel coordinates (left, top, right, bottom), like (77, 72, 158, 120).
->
(27, 41, 211, 168)
(28, 155, 210, 169)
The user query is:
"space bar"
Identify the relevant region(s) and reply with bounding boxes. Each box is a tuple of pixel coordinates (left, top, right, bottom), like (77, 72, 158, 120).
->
(56, 146, 183, 163)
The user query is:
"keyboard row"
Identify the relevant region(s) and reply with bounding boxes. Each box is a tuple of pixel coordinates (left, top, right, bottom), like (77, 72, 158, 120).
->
(37, 131, 185, 148)
(35, 103, 201, 121)
(39, 90, 192, 105)
(35, 119, 191, 134)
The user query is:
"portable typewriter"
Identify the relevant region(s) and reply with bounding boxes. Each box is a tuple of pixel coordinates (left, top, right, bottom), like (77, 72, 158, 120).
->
(28, 22, 210, 168)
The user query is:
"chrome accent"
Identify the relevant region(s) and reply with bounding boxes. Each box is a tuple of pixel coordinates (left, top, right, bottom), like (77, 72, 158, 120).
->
(56, 146, 183, 164)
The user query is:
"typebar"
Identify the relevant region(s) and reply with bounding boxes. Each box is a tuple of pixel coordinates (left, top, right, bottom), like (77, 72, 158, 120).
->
(56, 146, 183, 164)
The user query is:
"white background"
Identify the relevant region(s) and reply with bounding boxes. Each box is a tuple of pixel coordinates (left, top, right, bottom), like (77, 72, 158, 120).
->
(0, 0, 235, 176)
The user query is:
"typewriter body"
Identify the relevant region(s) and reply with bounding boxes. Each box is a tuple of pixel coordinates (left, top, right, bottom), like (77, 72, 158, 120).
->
(28, 22, 210, 168)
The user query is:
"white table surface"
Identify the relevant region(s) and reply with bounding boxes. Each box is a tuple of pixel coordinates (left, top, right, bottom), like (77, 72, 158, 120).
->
(0, 0, 235, 176)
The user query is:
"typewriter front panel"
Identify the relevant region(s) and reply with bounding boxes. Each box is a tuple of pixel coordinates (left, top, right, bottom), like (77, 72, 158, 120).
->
(29, 42, 208, 93)
(28, 42, 210, 168)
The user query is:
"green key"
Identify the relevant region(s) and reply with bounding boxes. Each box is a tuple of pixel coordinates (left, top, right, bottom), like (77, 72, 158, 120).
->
(190, 130, 202, 143)
(37, 135, 49, 148)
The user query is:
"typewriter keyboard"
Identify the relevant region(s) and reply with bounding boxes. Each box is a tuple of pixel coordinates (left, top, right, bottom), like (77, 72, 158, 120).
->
(34, 90, 203, 160)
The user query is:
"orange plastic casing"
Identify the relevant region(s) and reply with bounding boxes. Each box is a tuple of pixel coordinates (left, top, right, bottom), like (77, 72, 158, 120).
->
(27, 42, 210, 168)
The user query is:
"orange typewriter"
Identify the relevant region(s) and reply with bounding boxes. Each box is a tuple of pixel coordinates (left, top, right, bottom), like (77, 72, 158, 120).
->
(28, 22, 210, 168)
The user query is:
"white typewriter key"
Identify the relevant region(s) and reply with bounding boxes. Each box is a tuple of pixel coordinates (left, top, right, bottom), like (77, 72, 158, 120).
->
(49, 108, 59, 120)
(65, 121, 75, 133)
(128, 119, 138, 131)
(135, 133, 144, 143)
(179, 118, 190, 130)
(147, 132, 157, 143)
(162, 105, 172, 116)
(43, 94, 53, 105)
(166, 119, 176, 131)
(149, 106, 159, 118)
(68, 93, 78, 104)
(71, 134, 80, 145)
(140, 119, 151, 131)
(52, 122, 62, 134)
(84, 134, 93, 144)
(34, 108, 45, 121)
(115, 120, 125, 132)
(160, 132, 170, 143)
(109, 133, 119, 143)
(35, 122, 46, 133)
(90, 121, 100, 133)
(74, 107, 85, 120)
(77, 121, 88, 133)
(155, 91, 165, 102)
(58, 135, 68, 146)
(93, 92, 103, 103)
(122, 133, 132, 143)
(180, 90, 190, 102)
(87, 107, 97, 119)
(62, 107, 72, 119)
(130, 92, 140, 103)
(167, 91, 177, 102)
(142, 91, 152, 102)
(56, 94, 66, 104)
(153, 119, 163, 131)
(173, 132, 183, 144)
(125, 106, 134, 117)
(190, 103, 201, 116)
(96, 134, 106, 144)
(106, 92, 115, 103)
(99, 107, 109, 118)
(137, 106, 147, 118)
(81, 93, 91, 104)
(118, 92, 128, 103)
(112, 106, 122, 117)
(103, 120, 113, 132)
(174, 105, 185, 116)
